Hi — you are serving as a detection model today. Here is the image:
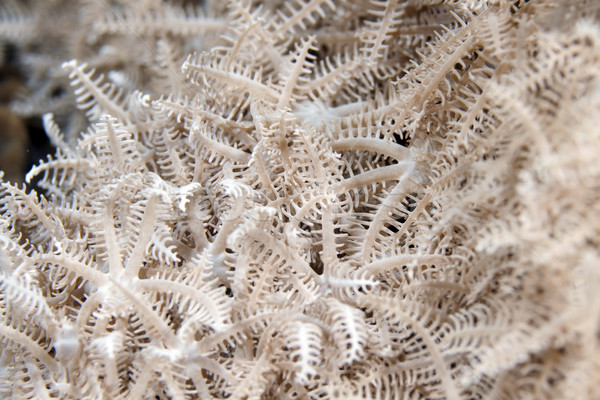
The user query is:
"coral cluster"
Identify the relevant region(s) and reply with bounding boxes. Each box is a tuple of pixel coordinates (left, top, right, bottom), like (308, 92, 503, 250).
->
(1, 0, 599, 399)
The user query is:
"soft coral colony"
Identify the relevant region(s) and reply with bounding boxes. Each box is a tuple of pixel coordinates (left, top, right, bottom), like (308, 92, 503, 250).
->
(1, 0, 600, 399)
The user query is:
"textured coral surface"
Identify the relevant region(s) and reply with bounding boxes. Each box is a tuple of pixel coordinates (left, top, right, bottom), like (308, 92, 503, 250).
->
(1, 1, 599, 399)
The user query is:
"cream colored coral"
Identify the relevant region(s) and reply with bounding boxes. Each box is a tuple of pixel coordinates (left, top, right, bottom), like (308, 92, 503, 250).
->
(0, 1, 599, 399)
